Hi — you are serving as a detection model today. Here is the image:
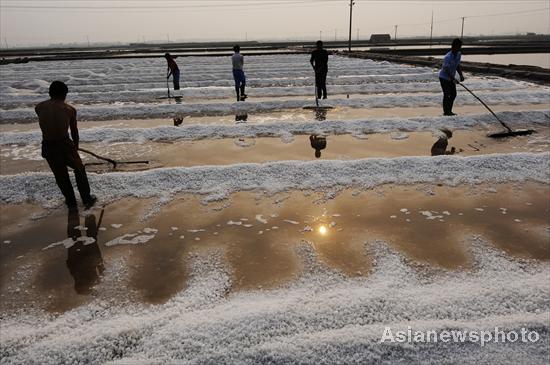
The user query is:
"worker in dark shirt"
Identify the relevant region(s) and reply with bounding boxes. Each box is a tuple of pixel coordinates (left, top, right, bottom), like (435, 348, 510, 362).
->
(310, 40, 329, 100)
(165, 53, 180, 91)
(35, 81, 96, 210)
(310, 134, 327, 158)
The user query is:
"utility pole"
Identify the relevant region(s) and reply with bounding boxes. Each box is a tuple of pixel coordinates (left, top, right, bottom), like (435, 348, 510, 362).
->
(357, 28, 359, 41)
(461, 17, 465, 39)
(335, 29, 337, 41)
(429, 11, 434, 47)
(348, 0, 354, 52)
(86, 35, 90, 47)
(320, 30, 322, 40)
(3, 38, 8, 49)
(394, 25, 398, 41)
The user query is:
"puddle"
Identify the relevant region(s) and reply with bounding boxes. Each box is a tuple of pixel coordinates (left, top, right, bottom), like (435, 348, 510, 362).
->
(2, 128, 549, 175)
(1, 182, 548, 312)
(1, 103, 547, 133)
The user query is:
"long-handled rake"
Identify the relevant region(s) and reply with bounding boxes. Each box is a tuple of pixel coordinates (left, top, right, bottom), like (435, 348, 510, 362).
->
(458, 82, 535, 138)
(303, 73, 333, 111)
(79, 148, 149, 169)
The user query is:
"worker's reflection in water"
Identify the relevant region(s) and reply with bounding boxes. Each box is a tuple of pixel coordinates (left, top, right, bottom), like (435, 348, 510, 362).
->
(431, 128, 456, 156)
(310, 134, 327, 158)
(66, 208, 105, 295)
(235, 112, 248, 122)
(314, 108, 327, 121)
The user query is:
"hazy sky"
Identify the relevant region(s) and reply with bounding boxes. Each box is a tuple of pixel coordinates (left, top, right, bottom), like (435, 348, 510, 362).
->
(1, 0, 549, 47)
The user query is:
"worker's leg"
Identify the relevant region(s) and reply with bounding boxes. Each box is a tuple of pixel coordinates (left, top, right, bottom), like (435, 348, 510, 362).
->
(315, 72, 322, 99)
(320, 70, 327, 99)
(173, 70, 180, 90)
(240, 72, 246, 98)
(232, 70, 240, 101)
(65, 144, 93, 205)
(448, 82, 457, 114)
(45, 154, 77, 207)
(439, 78, 453, 115)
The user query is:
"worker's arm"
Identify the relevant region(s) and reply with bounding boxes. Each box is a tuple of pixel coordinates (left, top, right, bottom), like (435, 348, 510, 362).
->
(310, 53, 315, 69)
(167, 66, 172, 78)
(69, 106, 79, 149)
(457, 64, 465, 82)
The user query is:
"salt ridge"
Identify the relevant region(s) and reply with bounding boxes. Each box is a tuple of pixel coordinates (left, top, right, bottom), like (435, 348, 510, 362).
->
(0, 153, 548, 206)
(0, 79, 526, 108)
(1, 110, 547, 146)
(1, 89, 548, 123)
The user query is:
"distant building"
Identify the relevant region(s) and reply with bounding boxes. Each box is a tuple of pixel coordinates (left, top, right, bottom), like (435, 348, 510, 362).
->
(370, 34, 391, 43)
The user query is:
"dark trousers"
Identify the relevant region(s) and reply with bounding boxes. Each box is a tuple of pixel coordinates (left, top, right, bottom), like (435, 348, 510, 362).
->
(439, 77, 457, 115)
(315, 69, 327, 99)
(42, 139, 92, 205)
(172, 70, 180, 90)
(233, 69, 246, 100)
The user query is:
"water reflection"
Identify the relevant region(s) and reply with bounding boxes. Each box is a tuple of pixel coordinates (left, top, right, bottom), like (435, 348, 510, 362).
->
(66, 208, 105, 295)
(235, 112, 248, 122)
(309, 134, 327, 158)
(314, 108, 327, 121)
(431, 128, 456, 156)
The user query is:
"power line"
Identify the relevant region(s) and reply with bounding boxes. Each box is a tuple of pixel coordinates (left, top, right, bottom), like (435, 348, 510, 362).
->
(353, 6, 548, 38)
(391, 7, 549, 29)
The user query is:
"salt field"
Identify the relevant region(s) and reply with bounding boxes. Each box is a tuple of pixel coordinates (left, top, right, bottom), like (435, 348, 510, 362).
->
(1, 53, 549, 364)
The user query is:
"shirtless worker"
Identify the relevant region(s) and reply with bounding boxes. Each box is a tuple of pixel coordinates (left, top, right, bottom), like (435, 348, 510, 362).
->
(165, 53, 180, 91)
(35, 81, 96, 210)
(310, 40, 329, 100)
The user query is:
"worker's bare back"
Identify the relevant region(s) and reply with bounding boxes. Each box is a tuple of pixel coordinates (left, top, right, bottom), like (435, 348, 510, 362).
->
(35, 99, 77, 142)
